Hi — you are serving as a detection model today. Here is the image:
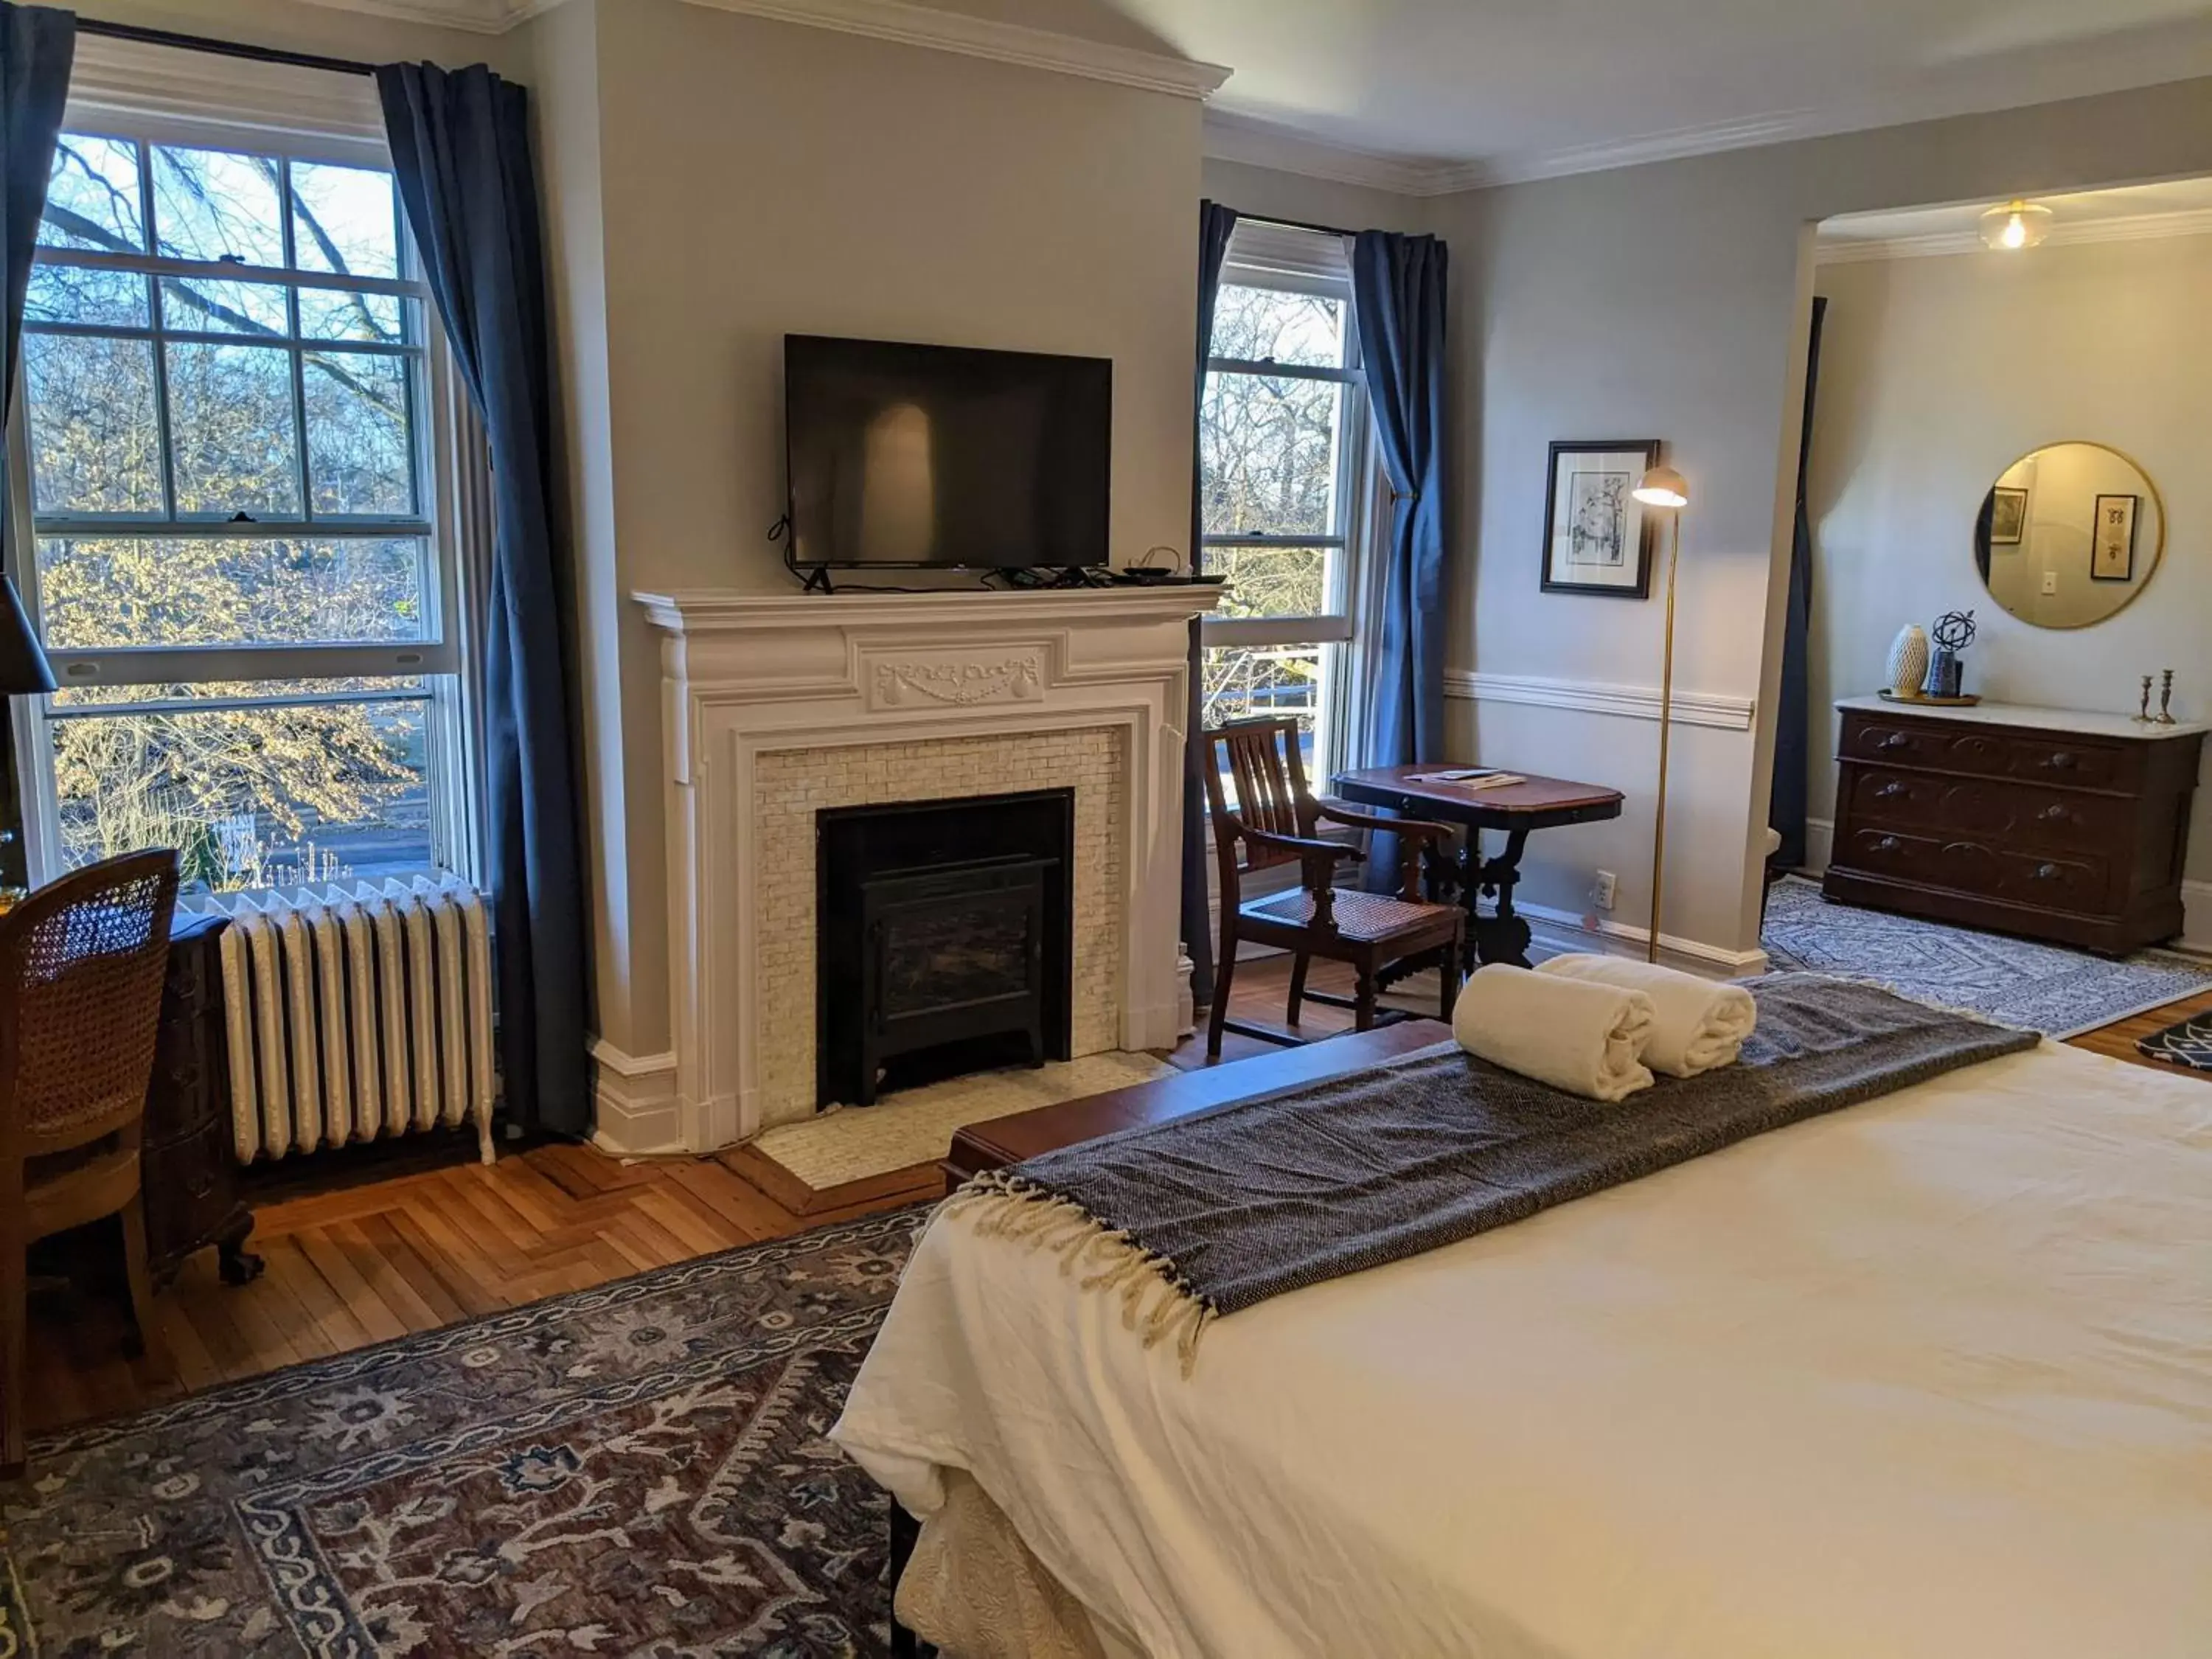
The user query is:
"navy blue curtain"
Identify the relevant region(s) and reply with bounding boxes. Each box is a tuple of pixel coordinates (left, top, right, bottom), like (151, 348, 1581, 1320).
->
(1769, 295, 1827, 871)
(1350, 230, 1449, 888)
(379, 63, 589, 1137)
(0, 1, 71, 889)
(1180, 201, 1237, 1007)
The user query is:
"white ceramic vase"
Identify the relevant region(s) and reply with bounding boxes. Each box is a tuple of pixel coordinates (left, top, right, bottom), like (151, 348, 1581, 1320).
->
(1885, 625, 1930, 697)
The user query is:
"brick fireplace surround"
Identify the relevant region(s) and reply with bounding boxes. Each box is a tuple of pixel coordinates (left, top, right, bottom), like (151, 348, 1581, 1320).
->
(613, 586, 1220, 1155)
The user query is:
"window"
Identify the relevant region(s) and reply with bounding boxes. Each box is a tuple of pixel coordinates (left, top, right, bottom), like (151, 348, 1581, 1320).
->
(1198, 222, 1371, 797)
(9, 122, 473, 896)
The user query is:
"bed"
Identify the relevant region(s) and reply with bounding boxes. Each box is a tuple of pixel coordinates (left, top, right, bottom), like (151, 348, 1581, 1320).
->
(832, 1033, 2211, 1659)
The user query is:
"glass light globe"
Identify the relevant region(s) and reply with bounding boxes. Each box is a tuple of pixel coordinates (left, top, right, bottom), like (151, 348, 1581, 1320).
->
(1978, 201, 2053, 251)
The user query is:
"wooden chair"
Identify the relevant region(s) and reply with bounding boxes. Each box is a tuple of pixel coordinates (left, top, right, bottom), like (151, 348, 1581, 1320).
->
(1202, 718, 1465, 1059)
(1, 849, 180, 1478)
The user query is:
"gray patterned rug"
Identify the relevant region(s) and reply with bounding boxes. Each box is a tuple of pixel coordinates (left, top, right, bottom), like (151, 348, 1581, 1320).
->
(1763, 875, 2212, 1038)
(1, 1208, 925, 1658)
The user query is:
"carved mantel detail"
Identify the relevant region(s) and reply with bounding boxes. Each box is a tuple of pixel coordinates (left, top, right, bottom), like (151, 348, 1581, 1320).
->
(871, 653, 1044, 709)
(627, 585, 1220, 1158)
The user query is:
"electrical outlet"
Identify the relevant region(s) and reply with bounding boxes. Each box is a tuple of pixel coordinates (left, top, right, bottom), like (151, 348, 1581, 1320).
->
(1591, 869, 1618, 911)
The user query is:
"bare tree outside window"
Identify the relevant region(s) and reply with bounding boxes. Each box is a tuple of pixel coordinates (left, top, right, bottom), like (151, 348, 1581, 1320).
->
(1197, 274, 1364, 785)
(16, 133, 451, 892)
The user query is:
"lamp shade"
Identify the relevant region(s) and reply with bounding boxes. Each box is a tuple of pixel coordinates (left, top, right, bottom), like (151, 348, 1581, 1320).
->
(1633, 465, 1689, 509)
(1, 572, 56, 695)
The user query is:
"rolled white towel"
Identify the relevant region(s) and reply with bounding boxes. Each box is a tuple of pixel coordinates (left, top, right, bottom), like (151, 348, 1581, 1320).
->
(1450, 964, 1655, 1102)
(1535, 953, 1756, 1077)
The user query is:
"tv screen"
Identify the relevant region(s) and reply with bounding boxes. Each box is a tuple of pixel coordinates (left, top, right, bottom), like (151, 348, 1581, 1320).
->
(785, 335, 1112, 569)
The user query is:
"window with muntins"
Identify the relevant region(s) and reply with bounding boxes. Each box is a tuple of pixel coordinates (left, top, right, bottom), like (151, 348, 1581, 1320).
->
(1197, 220, 1372, 796)
(10, 119, 473, 897)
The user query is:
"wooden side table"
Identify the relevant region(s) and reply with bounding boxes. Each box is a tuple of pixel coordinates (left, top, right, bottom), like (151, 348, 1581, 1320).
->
(144, 913, 261, 1287)
(1330, 768, 1625, 969)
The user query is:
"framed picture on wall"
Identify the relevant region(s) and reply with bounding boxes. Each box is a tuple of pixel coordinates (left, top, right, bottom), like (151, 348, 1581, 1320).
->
(2090, 493, 2138, 581)
(1987, 486, 2029, 546)
(1540, 439, 1661, 597)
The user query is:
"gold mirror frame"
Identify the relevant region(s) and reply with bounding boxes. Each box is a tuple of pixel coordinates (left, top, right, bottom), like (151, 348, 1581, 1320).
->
(1975, 439, 2166, 630)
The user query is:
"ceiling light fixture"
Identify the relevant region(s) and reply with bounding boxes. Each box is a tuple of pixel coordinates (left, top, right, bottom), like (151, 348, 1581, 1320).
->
(1978, 199, 2053, 251)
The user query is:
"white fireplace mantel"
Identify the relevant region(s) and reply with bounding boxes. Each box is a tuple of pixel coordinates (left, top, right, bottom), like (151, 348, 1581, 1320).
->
(625, 585, 1221, 1155)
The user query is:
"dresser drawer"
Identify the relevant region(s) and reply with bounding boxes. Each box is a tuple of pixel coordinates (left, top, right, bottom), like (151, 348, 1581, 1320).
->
(140, 1114, 237, 1265)
(1842, 717, 2011, 779)
(2004, 735, 2133, 793)
(148, 1014, 226, 1144)
(1845, 767, 1942, 826)
(1999, 850, 2112, 911)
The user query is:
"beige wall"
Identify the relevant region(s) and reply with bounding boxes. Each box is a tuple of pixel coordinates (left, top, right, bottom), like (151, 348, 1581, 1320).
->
(1807, 235, 2212, 894)
(1200, 156, 1430, 235)
(1428, 75, 2212, 961)
(521, 0, 1203, 1062)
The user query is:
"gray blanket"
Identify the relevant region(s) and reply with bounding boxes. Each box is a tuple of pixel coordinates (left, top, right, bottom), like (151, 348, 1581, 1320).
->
(947, 975, 2036, 1366)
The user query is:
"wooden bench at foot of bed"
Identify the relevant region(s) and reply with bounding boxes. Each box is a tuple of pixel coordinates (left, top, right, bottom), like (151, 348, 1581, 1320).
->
(943, 1020, 1452, 1194)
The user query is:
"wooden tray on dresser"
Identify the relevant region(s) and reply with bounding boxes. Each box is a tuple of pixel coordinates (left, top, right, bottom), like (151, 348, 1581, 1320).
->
(1823, 698, 2206, 956)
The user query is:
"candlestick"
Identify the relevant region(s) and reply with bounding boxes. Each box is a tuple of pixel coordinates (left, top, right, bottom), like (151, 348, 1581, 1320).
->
(2137, 674, 2154, 723)
(2156, 668, 2177, 725)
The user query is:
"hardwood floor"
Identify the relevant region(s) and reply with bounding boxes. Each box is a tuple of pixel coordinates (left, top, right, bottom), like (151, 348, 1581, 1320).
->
(20, 953, 2208, 1439)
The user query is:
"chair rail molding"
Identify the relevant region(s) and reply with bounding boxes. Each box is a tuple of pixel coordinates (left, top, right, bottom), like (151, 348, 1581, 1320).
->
(1444, 669, 1756, 731)
(634, 585, 1221, 1153)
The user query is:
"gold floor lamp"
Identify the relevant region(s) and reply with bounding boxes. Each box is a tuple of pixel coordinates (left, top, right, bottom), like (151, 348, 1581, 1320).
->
(1631, 464, 1689, 964)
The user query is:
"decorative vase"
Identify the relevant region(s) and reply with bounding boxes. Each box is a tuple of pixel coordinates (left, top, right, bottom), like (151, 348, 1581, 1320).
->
(1886, 625, 1930, 697)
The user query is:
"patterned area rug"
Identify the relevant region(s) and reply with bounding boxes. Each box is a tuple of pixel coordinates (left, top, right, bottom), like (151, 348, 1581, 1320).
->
(754, 1051, 1173, 1191)
(2139, 1010, 2212, 1071)
(1763, 876, 2212, 1037)
(1, 1208, 923, 1658)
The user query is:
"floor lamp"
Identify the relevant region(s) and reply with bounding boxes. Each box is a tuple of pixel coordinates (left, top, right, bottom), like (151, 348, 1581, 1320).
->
(1632, 465, 1689, 964)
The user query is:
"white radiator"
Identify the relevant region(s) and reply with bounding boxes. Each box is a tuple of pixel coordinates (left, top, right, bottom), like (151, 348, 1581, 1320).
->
(212, 877, 496, 1166)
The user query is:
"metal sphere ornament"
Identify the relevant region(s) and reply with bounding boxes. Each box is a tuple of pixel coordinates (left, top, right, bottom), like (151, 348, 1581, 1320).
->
(1932, 609, 1977, 653)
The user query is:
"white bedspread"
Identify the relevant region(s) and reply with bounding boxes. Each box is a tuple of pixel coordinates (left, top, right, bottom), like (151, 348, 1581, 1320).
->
(832, 1039, 2212, 1658)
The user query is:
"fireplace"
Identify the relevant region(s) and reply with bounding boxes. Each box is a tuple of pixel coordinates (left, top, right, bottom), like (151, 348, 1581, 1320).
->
(815, 789, 1076, 1107)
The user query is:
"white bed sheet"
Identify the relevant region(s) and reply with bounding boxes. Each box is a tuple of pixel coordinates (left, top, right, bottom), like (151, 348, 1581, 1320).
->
(832, 1039, 2212, 1658)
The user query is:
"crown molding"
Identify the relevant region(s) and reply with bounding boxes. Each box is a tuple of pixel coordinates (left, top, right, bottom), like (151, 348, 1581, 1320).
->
(285, 0, 1231, 98)
(677, 0, 1228, 99)
(285, 0, 533, 33)
(1818, 206, 2212, 264)
(1202, 111, 1450, 196)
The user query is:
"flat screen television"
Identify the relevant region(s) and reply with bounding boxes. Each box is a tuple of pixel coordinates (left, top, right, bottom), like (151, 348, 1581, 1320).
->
(784, 335, 1112, 571)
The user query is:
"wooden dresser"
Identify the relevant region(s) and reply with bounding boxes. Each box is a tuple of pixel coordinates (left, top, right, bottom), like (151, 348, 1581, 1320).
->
(1823, 698, 2206, 955)
(145, 912, 261, 1287)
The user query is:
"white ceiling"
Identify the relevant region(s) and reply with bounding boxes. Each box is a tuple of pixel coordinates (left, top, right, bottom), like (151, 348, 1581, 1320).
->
(302, 0, 2212, 187)
(1121, 0, 2212, 185)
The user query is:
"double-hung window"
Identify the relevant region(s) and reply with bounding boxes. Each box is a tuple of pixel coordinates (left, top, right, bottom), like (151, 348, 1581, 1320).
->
(8, 106, 475, 897)
(1197, 220, 1374, 795)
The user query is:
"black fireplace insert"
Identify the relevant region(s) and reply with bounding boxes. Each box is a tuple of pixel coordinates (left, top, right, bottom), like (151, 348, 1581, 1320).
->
(815, 789, 1075, 1107)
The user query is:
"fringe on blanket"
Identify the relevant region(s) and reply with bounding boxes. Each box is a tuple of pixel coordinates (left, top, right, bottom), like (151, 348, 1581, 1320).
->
(939, 1174, 1217, 1376)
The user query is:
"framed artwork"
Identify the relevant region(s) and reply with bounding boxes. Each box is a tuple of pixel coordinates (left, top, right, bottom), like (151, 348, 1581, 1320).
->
(1540, 439, 1660, 597)
(2090, 493, 2138, 581)
(1987, 486, 2028, 546)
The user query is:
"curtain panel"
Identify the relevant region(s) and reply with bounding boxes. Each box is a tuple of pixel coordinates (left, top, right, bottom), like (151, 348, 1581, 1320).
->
(379, 63, 590, 1136)
(1180, 201, 1237, 1007)
(1349, 230, 1449, 889)
(1770, 294, 1828, 871)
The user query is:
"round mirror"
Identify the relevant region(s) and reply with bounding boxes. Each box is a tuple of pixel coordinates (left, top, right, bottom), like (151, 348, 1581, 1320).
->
(1974, 442, 2163, 629)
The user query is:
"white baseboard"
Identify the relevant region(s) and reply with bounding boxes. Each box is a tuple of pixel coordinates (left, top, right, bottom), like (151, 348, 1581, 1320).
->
(1803, 816, 1833, 876)
(589, 1040, 686, 1158)
(2183, 880, 2212, 955)
(1516, 898, 1769, 978)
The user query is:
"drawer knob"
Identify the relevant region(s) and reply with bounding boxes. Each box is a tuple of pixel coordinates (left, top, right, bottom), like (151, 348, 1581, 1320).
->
(1877, 782, 1905, 799)
(2040, 804, 2070, 823)
(1878, 733, 1910, 751)
(2046, 751, 2076, 770)
(2034, 862, 2061, 880)
(1875, 835, 1903, 853)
